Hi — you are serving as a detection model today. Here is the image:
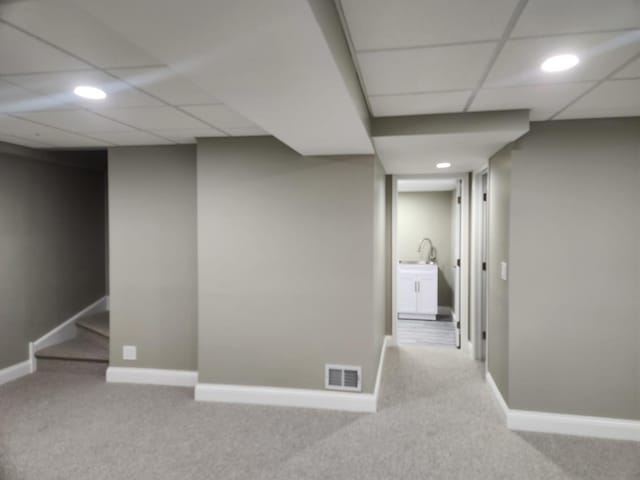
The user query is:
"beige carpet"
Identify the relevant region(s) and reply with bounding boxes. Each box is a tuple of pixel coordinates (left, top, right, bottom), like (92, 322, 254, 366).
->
(1, 346, 638, 479)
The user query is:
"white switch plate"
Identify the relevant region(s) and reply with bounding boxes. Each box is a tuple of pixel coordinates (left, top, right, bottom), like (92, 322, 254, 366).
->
(122, 345, 137, 361)
(500, 261, 508, 281)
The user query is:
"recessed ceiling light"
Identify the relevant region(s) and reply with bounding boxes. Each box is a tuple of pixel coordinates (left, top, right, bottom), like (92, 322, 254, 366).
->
(540, 54, 580, 73)
(73, 85, 106, 100)
(436, 162, 451, 169)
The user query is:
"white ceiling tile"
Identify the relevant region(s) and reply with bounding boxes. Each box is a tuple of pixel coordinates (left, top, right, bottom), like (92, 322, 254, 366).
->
(485, 32, 640, 87)
(88, 131, 173, 146)
(0, 114, 108, 147)
(0, 0, 161, 68)
(341, 0, 519, 50)
(470, 83, 595, 120)
(512, 0, 640, 38)
(181, 104, 256, 129)
(226, 126, 270, 137)
(5, 70, 162, 108)
(0, 79, 41, 113)
(357, 43, 497, 95)
(93, 106, 209, 130)
(613, 55, 640, 78)
(555, 79, 640, 119)
(151, 128, 226, 144)
(15, 110, 133, 133)
(108, 67, 221, 105)
(0, 23, 88, 75)
(0, 133, 53, 149)
(369, 91, 471, 117)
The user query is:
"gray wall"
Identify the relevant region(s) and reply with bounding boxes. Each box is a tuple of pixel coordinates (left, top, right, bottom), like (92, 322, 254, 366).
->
(397, 191, 454, 307)
(508, 119, 640, 420)
(487, 146, 511, 402)
(0, 145, 106, 369)
(197, 137, 385, 392)
(108, 145, 197, 371)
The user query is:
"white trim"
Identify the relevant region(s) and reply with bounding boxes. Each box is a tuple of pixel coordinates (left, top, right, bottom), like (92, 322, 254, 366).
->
(106, 367, 198, 387)
(486, 372, 640, 442)
(391, 176, 398, 346)
(28, 342, 36, 373)
(398, 313, 437, 320)
(32, 296, 108, 356)
(373, 335, 390, 399)
(508, 409, 640, 442)
(0, 360, 31, 386)
(195, 335, 391, 413)
(391, 174, 471, 354)
(195, 383, 377, 412)
(486, 371, 508, 422)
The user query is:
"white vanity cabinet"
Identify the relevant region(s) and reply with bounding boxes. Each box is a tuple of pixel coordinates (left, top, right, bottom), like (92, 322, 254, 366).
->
(397, 263, 438, 320)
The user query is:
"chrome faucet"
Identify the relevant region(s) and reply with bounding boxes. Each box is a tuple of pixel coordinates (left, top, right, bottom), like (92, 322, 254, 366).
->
(418, 238, 436, 263)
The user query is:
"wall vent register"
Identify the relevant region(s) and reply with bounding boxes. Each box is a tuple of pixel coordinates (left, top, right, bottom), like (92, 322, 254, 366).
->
(325, 364, 362, 391)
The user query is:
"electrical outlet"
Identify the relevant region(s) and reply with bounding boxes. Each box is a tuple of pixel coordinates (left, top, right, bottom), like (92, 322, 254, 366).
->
(122, 345, 137, 361)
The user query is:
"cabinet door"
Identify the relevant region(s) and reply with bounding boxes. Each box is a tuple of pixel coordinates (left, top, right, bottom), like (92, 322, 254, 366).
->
(398, 273, 417, 313)
(416, 274, 437, 314)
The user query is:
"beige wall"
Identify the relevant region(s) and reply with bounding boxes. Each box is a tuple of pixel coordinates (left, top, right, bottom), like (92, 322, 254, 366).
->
(197, 137, 385, 393)
(0, 145, 106, 369)
(397, 191, 454, 307)
(108, 145, 197, 371)
(487, 146, 512, 402)
(508, 119, 640, 420)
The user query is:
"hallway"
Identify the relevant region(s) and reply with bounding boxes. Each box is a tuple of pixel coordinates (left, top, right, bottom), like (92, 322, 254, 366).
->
(1, 346, 638, 479)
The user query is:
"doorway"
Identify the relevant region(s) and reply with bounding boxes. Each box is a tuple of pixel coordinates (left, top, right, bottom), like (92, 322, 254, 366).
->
(391, 175, 470, 351)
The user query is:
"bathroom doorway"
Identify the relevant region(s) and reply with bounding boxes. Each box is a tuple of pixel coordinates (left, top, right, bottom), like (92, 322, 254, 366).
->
(391, 175, 470, 350)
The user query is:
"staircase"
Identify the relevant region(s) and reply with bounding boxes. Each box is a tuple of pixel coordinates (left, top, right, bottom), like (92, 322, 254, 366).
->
(36, 311, 109, 375)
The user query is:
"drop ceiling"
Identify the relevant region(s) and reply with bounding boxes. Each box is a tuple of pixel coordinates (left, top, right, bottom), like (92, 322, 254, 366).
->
(0, 0, 356, 151)
(340, 0, 640, 121)
(0, 0, 638, 153)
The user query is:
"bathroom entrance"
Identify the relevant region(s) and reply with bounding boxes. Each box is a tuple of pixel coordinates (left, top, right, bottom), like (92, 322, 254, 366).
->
(391, 175, 469, 351)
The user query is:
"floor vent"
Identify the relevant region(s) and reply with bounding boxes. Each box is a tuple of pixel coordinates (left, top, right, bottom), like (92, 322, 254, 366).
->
(325, 364, 362, 392)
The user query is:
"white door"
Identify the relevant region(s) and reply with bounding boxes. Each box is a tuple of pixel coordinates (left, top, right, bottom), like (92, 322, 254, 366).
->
(416, 274, 437, 314)
(454, 180, 462, 348)
(480, 172, 489, 360)
(398, 273, 417, 313)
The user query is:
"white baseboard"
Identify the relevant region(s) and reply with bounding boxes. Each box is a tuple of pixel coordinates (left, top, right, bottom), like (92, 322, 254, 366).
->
(373, 335, 390, 400)
(195, 335, 391, 413)
(0, 360, 32, 386)
(32, 296, 109, 360)
(195, 383, 377, 412)
(398, 313, 437, 320)
(486, 372, 508, 422)
(486, 372, 640, 442)
(106, 367, 198, 387)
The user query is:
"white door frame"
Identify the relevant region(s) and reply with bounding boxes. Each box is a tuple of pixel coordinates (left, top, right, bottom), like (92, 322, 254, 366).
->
(390, 173, 471, 354)
(470, 166, 489, 360)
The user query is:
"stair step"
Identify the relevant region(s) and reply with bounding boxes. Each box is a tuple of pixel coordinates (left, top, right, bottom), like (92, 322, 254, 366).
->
(35, 335, 108, 363)
(37, 358, 107, 375)
(76, 311, 109, 338)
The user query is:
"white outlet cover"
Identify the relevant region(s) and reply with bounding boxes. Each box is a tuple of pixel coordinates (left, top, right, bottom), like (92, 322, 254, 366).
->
(500, 261, 508, 281)
(123, 345, 137, 361)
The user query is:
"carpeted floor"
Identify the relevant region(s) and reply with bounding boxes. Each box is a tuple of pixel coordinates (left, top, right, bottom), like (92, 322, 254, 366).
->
(1, 346, 638, 479)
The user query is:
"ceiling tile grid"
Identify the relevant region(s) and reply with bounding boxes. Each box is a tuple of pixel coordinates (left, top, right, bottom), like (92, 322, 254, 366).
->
(340, 0, 640, 120)
(0, 2, 270, 149)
